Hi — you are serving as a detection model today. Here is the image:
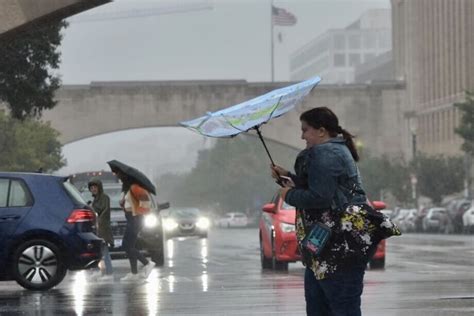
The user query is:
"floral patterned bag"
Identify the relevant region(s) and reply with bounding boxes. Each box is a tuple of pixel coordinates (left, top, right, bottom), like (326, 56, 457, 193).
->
(296, 204, 401, 279)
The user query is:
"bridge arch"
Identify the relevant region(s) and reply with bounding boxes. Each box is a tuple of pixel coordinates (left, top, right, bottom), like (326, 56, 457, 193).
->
(43, 80, 408, 158)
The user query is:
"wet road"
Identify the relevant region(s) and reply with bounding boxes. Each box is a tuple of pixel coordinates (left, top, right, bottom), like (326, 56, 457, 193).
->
(0, 229, 472, 315)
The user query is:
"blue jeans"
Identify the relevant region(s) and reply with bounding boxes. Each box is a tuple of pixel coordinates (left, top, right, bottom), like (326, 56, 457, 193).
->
(101, 243, 113, 275)
(304, 267, 365, 316)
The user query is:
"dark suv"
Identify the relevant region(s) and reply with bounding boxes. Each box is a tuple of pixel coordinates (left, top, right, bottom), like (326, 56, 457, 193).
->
(0, 172, 102, 290)
(81, 183, 167, 266)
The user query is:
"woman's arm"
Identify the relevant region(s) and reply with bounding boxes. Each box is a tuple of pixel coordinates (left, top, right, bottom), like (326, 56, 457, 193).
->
(284, 148, 343, 210)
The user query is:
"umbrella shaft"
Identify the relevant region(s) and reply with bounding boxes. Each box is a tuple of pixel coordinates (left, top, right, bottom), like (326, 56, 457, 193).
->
(254, 127, 276, 166)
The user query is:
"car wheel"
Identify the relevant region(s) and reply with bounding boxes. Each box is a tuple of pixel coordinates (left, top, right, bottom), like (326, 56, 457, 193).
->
(369, 257, 385, 269)
(260, 235, 272, 269)
(12, 239, 67, 291)
(271, 237, 288, 271)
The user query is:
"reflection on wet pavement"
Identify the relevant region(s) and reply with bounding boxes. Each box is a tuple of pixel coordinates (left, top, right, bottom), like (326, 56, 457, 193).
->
(0, 230, 473, 315)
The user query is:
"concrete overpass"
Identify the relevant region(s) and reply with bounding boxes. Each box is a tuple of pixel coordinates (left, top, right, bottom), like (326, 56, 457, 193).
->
(43, 80, 409, 158)
(0, 0, 109, 39)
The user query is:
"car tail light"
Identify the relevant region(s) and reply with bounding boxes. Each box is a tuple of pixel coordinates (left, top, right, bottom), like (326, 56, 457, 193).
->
(67, 209, 96, 223)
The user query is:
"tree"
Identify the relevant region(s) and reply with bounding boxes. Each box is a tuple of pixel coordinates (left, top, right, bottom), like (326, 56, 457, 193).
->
(159, 135, 298, 214)
(0, 112, 65, 172)
(454, 91, 474, 155)
(413, 154, 464, 205)
(358, 152, 412, 205)
(0, 21, 66, 120)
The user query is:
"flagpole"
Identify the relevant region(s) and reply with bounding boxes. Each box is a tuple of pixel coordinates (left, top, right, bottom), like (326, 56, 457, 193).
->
(270, 0, 274, 82)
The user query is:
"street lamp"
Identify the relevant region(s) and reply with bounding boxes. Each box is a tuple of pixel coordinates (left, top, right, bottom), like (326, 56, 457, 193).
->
(409, 115, 418, 208)
(409, 115, 418, 160)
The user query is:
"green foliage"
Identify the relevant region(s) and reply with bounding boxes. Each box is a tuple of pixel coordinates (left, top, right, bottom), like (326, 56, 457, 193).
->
(159, 135, 298, 215)
(0, 112, 65, 172)
(412, 154, 464, 205)
(454, 91, 474, 155)
(358, 153, 412, 204)
(0, 21, 66, 120)
(158, 138, 464, 211)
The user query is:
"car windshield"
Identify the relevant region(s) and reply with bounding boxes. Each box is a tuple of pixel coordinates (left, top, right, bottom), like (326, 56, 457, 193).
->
(170, 208, 200, 218)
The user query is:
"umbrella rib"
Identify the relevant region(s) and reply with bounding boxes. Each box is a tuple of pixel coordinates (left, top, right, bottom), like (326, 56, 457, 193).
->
(264, 96, 283, 124)
(219, 114, 248, 134)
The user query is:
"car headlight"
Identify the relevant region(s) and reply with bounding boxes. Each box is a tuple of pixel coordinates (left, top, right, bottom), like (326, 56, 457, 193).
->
(164, 218, 178, 231)
(280, 222, 295, 233)
(196, 217, 210, 229)
(144, 214, 158, 228)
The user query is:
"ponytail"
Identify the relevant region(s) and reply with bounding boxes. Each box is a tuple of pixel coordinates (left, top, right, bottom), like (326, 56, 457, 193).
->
(340, 128, 360, 162)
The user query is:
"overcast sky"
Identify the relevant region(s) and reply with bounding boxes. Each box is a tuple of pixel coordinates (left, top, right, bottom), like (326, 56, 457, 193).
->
(59, 0, 390, 83)
(57, 0, 390, 179)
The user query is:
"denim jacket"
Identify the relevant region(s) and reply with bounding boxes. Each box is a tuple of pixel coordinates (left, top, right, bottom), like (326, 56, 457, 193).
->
(285, 137, 366, 211)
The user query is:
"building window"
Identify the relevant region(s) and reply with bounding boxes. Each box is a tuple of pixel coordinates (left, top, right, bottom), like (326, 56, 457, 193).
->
(363, 53, 375, 63)
(334, 54, 345, 67)
(348, 34, 361, 49)
(348, 53, 361, 66)
(334, 34, 345, 50)
(378, 32, 391, 49)
(363, 33, 376, 49)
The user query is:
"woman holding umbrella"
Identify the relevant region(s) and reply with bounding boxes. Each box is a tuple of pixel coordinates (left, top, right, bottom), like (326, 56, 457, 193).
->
(108, 160, 156, 281)
(271, 107, 370, 316)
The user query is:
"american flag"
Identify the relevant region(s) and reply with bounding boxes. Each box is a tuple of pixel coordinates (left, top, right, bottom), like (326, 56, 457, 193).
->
(272, 5, 297, 26)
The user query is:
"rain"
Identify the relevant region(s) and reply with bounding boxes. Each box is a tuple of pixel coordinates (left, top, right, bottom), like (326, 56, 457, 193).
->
(0, 0, 473, 315)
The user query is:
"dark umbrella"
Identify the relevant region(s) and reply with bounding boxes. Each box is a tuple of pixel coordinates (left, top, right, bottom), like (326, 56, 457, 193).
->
(107, 160, 156, 195)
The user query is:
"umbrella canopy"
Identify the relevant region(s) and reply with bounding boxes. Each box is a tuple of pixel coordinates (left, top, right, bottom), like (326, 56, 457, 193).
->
(180, 76, 320, 138)
(107, 160, 156, 195)
(180, 76, 321, 164)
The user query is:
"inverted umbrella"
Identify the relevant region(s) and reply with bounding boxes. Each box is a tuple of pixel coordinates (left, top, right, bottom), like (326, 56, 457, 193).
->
(179, 76, 321, 165)
(107, 160, 156, 195)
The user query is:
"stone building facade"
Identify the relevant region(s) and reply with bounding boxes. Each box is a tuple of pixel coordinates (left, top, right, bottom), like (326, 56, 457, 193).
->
(391, 0, 474, 157)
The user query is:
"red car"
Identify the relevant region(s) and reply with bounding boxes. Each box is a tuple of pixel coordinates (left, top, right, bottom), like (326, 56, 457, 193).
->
(259, 193, 387, 271)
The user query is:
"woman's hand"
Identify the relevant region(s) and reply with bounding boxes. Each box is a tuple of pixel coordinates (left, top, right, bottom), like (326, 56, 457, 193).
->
(280, 187, 291, 201)
(270, 164, 289, 180)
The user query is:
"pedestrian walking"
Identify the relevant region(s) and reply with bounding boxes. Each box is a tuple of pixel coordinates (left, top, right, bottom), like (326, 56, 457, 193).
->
(271, 107, 370, 316)
(88, 178, 114, 281)
(114, 170, 155, 282)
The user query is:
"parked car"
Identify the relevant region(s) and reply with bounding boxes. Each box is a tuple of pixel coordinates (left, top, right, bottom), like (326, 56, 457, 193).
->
(215, 212, 248, 228)
(462, 207, 474, 233)
(162, 207, 210, 239)
(414, 206, 430, 232)
(380, 209, 394, 218)
(399, 209, 417, 232)
(81, 183, 168, 266)
(422, 207, 448, 232)
(0, 172, 102, 290)
(446, 199, 471, 233)
(259, 192, 389, 271)
(392, 208, 413, 228)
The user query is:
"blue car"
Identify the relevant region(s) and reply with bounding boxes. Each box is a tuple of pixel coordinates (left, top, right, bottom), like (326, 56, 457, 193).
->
(0, 172, 102, 290)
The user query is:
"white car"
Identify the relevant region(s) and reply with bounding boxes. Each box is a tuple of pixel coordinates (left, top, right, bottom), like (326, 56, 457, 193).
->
(422, 207, 448, 232)
(216, 212, 248, 228)
(462, 207, 474, 233)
